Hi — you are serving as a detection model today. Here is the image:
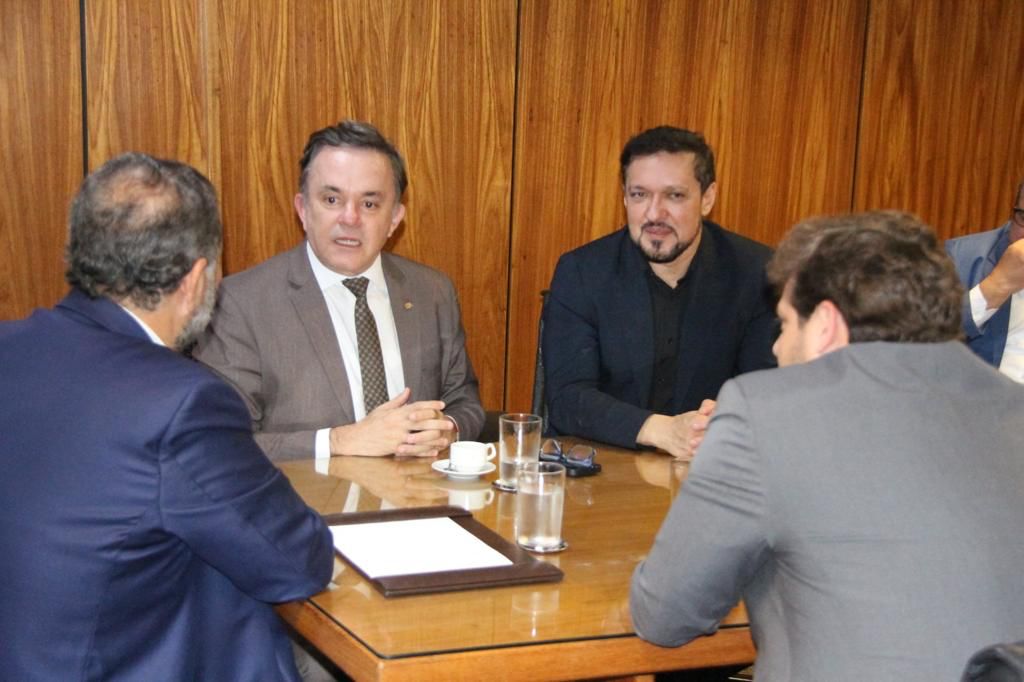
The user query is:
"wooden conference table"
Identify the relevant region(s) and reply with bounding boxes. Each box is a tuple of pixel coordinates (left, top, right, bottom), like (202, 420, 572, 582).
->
(276, 441, 753, 682)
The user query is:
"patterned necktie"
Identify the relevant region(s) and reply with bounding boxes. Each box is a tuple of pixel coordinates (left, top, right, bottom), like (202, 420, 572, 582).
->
(342, 277, 389, 412)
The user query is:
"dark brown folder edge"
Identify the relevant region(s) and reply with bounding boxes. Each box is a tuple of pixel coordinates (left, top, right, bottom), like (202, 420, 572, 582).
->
(323, 506, 563, 597)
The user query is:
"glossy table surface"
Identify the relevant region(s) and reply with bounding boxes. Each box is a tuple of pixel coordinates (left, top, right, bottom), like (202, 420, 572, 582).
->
(277, 441, 752, 681)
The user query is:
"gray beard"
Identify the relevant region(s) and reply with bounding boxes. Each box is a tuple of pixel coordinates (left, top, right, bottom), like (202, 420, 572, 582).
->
(173, 269, 217, 351)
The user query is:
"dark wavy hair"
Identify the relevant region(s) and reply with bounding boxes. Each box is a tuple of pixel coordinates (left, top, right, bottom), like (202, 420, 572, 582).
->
(767, 211, 963, 343)
(298, 120, 407, 199)
(65, 152, 222, 310)
(619, 126, 716, 192)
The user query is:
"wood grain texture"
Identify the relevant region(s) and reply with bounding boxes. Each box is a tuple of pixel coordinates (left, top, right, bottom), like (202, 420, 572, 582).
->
(213, 0, 516, 410)
(505, 0, 868, 412)
(0, 0, 83, 320)
(277, 445, 755, 681)
(84, 0, 212, 174)
(855, 0, 1024, 239)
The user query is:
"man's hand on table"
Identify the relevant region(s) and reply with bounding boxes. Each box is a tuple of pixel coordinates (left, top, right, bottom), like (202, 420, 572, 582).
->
(328, 388, 454, 457)
(636, 399, 716, 461)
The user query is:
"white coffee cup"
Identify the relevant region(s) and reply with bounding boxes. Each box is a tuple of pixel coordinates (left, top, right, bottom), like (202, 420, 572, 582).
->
(448, 487, 495, 510)
(449, 441, 496, 473)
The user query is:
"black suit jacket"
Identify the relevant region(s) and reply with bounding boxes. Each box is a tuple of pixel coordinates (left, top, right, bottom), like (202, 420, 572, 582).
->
(543, 223, 777, 448)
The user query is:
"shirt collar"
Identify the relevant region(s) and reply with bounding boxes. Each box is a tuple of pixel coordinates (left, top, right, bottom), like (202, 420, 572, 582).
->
(118, 305, 166, 346)
(305, 242, 387, 294)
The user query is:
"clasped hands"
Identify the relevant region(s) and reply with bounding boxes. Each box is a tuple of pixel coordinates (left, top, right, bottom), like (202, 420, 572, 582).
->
(328, 387, 455, 457)
(637, 398, 716, 461)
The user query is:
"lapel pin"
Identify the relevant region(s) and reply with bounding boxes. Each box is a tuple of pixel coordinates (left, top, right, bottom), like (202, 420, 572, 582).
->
(404, 301, 413, 310)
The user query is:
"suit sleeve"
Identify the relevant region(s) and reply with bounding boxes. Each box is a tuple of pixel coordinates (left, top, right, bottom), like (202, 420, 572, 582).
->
(159, 376, 333, 602)
(435, 277, 485, 440)
(630, 380, 769, 646)
(195, 286, 319, 461)
(543, 253, 654, 448)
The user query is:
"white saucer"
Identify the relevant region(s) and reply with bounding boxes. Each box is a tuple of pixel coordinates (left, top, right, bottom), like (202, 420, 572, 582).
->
(432, 459, 496, 480)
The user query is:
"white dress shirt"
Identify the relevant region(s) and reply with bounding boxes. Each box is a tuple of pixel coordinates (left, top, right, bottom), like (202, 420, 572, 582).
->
(119, 307, 165, 346)
(306, 243, 406, 461)
(968, 285, 1024, 382)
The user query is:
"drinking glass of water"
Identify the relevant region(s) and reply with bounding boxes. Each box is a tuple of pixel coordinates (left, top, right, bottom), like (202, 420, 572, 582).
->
(494, 413, 542, 492)
(515, 462, 567, 553)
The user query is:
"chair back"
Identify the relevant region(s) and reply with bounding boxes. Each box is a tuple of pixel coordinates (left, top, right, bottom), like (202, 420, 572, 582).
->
(530, 290, 550, 434)
(963, 641, 1024, 682)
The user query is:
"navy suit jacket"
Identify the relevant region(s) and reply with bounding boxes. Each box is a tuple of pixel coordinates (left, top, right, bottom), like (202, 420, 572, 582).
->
(543, 223, 777, 449)
(946, 223, 1013, 367)
(0, 290, 333, 681)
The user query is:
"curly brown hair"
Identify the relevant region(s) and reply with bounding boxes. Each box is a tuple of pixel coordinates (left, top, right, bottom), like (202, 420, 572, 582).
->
(767, 211, 963, 343)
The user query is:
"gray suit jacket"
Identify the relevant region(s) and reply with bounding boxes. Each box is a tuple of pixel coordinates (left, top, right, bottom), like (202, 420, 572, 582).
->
(195, 244, 484, 460)
(631, 341, 1024, 680)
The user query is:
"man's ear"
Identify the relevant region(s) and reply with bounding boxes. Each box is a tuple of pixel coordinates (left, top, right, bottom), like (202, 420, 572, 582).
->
(810, 299, 850, 356)
(294, 193, 308, 232)
(700, 181, 718, 217)
(387, 203, 406, 239)
(176, 257, 209, 313)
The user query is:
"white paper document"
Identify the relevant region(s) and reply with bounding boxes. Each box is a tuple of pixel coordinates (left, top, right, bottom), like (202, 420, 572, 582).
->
(330, 517, 513, 578)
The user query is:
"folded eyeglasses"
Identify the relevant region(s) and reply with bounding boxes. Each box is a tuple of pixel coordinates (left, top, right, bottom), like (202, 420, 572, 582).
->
(539, 439, 602, 477)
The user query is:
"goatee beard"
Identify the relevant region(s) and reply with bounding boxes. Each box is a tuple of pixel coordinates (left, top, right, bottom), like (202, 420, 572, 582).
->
(633, 222, 694, 263)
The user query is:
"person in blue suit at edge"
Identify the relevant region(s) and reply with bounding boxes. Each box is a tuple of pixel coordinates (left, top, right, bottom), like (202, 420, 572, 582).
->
(945, 179, 1024, 382)
(0, 152, 334, 681)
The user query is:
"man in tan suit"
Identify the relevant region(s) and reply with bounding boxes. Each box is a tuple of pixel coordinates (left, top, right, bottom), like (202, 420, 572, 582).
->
(196, 121, 484, 462)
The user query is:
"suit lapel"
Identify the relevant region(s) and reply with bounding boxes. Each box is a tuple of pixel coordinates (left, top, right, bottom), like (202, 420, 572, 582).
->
(383, 254, 421, 398)
(286, 245, 356, 423)
(614, 232, 656, 403)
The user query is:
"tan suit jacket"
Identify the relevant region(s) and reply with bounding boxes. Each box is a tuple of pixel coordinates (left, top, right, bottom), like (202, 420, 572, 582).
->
(195, 244, 484, 460)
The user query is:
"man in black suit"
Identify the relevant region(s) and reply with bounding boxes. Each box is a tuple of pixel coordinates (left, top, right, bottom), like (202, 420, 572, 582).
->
(543, 126, 776, 459)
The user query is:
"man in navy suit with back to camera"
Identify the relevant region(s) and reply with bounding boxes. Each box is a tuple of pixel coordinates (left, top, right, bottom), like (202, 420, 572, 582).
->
(543, 126, 776, 459)
(0, 153, 333, 681)
(945, 179, 1024, 382)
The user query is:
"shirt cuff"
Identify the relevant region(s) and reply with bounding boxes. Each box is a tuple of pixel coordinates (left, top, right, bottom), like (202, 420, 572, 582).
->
(445, 415, 460, 442)
(970, 284, 998, 329)
(314, 427, 331, 469)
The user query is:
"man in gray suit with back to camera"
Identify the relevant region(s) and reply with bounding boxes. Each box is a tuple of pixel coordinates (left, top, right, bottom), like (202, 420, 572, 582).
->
(631, 211, 1024, 680)
(195, 121, 484, 462)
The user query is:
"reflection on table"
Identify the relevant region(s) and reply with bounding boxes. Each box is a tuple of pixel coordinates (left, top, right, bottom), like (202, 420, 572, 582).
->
(277, 440, 752, 682)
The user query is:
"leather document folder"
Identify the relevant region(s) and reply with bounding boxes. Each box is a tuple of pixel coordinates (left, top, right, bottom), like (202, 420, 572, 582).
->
(324, 506, 563, 597)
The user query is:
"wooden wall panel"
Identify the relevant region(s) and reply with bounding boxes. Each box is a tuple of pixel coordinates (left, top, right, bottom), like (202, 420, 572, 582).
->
(855, 0, 1024, 239)
(212, 0, 516, 410)
(84, 0, 213, 175)
(505, 0, 868, 412)
(10, 0, 1021, 415)
(0, 0, 83, 320)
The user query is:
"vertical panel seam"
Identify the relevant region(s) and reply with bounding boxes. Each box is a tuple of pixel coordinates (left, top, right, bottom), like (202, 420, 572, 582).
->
(502, 0, 525, 412)
(850, 0, 873, 210)
(79, 0, 89, 176)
